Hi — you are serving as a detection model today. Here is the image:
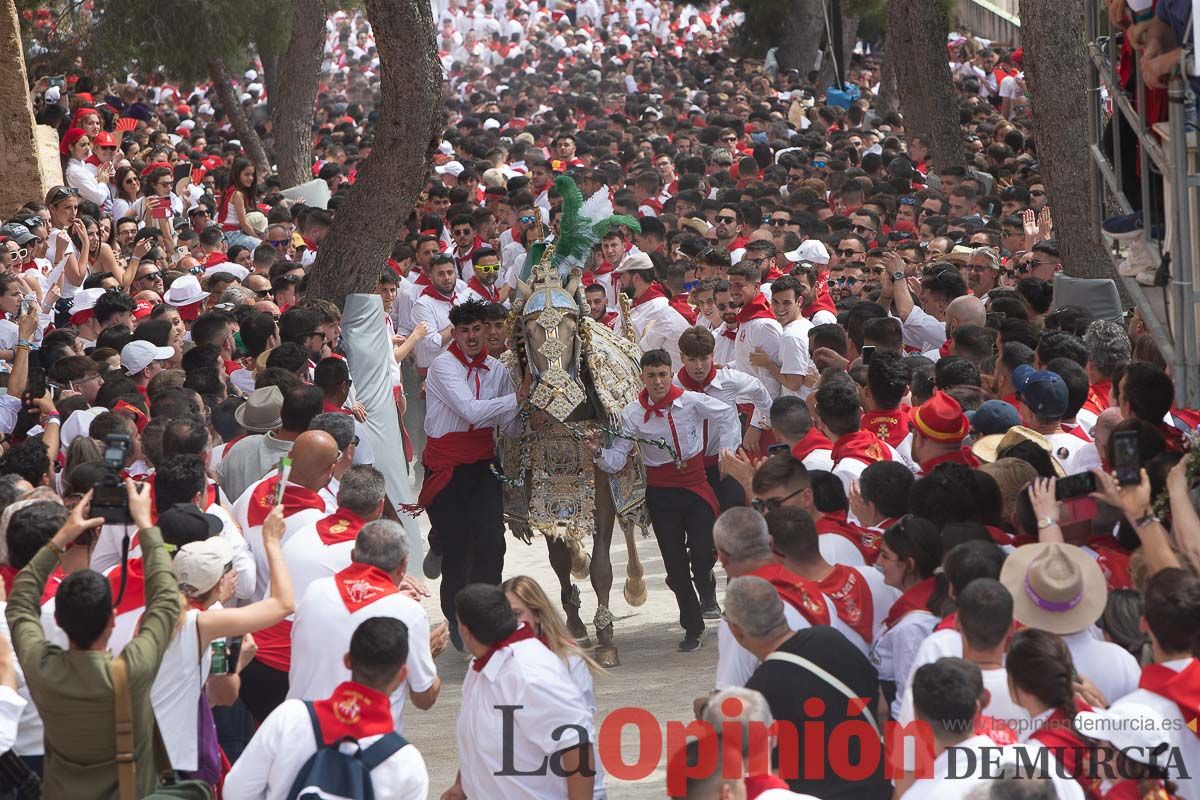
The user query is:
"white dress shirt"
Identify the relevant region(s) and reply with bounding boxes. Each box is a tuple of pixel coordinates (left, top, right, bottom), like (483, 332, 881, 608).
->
(411, 290, 463, 369)
(595, 390, 740, 472)
(287, 574, 438, 734)
(899, 305, 948, 354)
(423, 347, 519, 438)
(223, 698, 429, 800)
(674, 367, 773, 452)
(1060, 628, 1141, 707)
(779, 317, 814, 397)
(734, 316, 784, 398)
(712, 325, 737, 365)
(1108, 659, 1200, 800)
(457, 638, 596, 799)
(628, 295, 690, 370)
(872, 609, 939, 719)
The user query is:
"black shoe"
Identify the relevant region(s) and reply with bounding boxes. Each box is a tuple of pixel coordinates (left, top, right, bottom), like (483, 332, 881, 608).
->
(678, 632, 702, 652)
(423, 548, 442, 580)
(701, 600, 721, 620)
(449, 622, 464, 652)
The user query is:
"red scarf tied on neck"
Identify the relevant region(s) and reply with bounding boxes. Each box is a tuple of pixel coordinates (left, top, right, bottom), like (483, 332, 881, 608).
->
(736, 293, 776, 325)
(639, 385, 683, 422)
(802, 290, 837, 320)
(632, 281, 668, 307)
(883, 576, 937, 629)
(677, 365, 716, 392)
(315, 508, 368, 546)
(791, 427, 833, 461)
(467, 276, 500, 303)
(421, 284, 456, 304)
(247, 478, 326, 527)
(334, 562, 400, 612)
(312, 681, 396, 745)
(449, 340, 489, 395)
(1139, 660, 1200, 737)
(831, 429, 893, 466)
(472, 622, 537, 672)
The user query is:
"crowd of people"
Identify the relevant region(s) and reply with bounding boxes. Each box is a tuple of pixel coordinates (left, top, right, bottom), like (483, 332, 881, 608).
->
(0, 0, 1198, 798)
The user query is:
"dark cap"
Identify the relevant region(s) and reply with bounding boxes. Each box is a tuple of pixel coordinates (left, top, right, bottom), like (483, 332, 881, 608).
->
(159, 503, 223, 551)
(1012, 364, 1069, 419)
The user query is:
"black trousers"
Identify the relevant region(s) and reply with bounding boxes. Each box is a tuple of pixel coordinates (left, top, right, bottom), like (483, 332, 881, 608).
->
(428, 459, 506, 625)
(645, 485, 716, 636)
(705, 462, 746, 510)
(239, 658, 290, 724)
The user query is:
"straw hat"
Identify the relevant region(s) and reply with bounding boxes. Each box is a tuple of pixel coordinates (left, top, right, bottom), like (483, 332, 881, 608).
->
(1000, 542, 1107, 634)
(971, 425, 1066, 477)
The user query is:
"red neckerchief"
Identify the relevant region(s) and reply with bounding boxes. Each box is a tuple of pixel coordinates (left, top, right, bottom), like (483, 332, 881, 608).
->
(448, 341, 489, 396)
(677, 365, 716, 392)
(600, 311, 618, 328)
(735, 293, 775, 325)
(976, 716, 1019, 746)
(421, 284, 456, 304)
(883, 576, 936, 629)
(0, 564, 17, 596)
(935, 611, 958, 632)
(763, 265, 785, 282)
(316, 508, 368, 546)
(311, 681, 396, 745)
(801, 290, 837, 320)
(1088, 536, 1134, 590)
(1140, 660, 1200, 738)
(40, 566, 67, 605)
(831, 429, 892, 466)
(938, 338, 954, 359)
(720, 323, 739, 340)
(247, 478, 326, 527)
(1158, 422, 1186, 452)
(108, 557, 146, 615)
(791, 427, 833, 461)
(860, 406, 911, 448)
(385, 258, 405, 280)
(639, 385, 683, 422)
(920, 448, 980, 473)
(817, 510, 881, 563)
(1062, 422, 1093, 442)
(817, 564, 874, 644)
(745, 775, 791, 798)
(113, 399, 149, 434)
(472, 622, 537, 672)
(1081, 379, 1111, 415)
(632, 282, 668, 307)
(334, 562, 400, 612)
(413, 271, 430, 286)
(467, 276, 501, 302)
(669, 293, 697, 324)
(301, 235, 319, 252)
(322, 400, 351, 415)
(747, 564, 830, 626)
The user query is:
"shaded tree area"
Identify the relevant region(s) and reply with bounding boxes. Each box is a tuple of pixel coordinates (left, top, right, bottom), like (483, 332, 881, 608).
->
(305, 0, 444, 304)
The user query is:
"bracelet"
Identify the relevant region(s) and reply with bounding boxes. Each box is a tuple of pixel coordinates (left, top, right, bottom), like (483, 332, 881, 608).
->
(42, 415, 60, 425)
(16, 340, 32, 350)
(1135, 513, 1161, 529)
(46, 539, 67, 557)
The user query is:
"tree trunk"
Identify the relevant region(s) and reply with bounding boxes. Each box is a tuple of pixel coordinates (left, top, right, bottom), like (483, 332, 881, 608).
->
(777, 0, 824, 75)
(260, 49, 281, 113)
(888, 0, 965, 173)
(305, 0, 442, 305)
(271, 0, 324, 189)
(876, 38, 899, 115)
(1019, 0, 1113, 279)
(207, 57, 272, 178)
(0, 0, 50, 217)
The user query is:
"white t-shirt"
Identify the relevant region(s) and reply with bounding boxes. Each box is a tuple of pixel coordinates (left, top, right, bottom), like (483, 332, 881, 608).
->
(223, 698, 429, 800)
(151, 609, 214, 771)
(287, 574, 438, 735)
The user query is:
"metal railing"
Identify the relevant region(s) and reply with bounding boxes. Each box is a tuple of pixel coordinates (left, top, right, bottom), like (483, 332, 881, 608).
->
(1084, 1, 1199, 406)
(954, 0, 1021, 46)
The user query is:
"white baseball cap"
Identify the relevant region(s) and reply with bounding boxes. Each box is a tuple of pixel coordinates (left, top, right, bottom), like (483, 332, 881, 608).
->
(614, 252, 654, 273)
(174, 537, 235, 595)
(482, 117, 501, 130)
(435, 160, 464, 177)
(121, 340, 175, 375)
(784, 239, 830, 266)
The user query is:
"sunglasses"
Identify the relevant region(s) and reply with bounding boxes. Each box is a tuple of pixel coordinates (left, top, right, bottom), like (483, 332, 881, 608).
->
(834, 276, 859, 287)
(255, 289, 273, 298)
(851, 224, 877, 235)
(518, 215, 536, 224)
(136, 270, 163, 281)
(768, 218, 790, 227)
(1030, 190, 1046, 197)
(475, 263, 500, 273)
(307, 330, 327, 340)
(715, 216, 738, 224)
(49, 186, 80, 203)
(453, 229, 473, 237)
(3, 248, 27, 261)
(720, 136, 737, 142)
(750, 486, 806, 513)
(836, 249, 862, 257)
(269, 239, 289, 249)
(899, 196, 916, 206)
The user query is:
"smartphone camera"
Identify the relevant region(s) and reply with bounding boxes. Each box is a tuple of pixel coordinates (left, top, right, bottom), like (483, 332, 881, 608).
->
(861, 345, 875, 366)
(1112, 430, 1141, 486)
(92, 433, 133, 524)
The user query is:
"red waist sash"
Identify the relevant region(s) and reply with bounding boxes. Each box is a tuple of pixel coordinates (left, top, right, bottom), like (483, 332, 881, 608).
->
(645, 453, 720, 518)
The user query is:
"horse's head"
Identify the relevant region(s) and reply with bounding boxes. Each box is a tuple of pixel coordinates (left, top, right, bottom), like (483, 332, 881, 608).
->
(517, 272, 588, 420)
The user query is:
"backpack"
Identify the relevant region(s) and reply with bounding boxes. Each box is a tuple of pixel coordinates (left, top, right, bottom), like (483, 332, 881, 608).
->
(285, 702, 408, 800)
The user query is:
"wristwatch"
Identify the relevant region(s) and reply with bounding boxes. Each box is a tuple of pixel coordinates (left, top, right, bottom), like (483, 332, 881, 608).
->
(1134, 512, 1161, 528)
(1036, 517, 1058, 529)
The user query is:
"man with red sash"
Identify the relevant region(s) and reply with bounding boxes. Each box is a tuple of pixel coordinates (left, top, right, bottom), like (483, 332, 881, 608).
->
(711, 507, 868, 691)
(590, 349, 740, 652)
(446, 585, 597, 800)
(676, 326, 772, 510)
(1106, 568, 1200, 800)
(817, 373, 906, 494)
(288, 518, 445, 736)
(225, 618, 430, 799)
(231, 430, 339, 721)
(615, 252, 690, 370)
(420, 300, 519, 649)
(765, 506, 901, 647)
(861, 350, 913, 451)
(728, 261, 783, 399)
(911, 390, 980, 474)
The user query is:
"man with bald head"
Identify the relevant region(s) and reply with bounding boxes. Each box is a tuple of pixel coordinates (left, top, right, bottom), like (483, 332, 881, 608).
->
(925, 294, 987, 361)
(231, 428, 340, 723)
(1067, 405, 1123, 474)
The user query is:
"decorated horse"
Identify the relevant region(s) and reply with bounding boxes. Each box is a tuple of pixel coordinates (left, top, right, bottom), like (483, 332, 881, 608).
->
(496, 176, 650, 667)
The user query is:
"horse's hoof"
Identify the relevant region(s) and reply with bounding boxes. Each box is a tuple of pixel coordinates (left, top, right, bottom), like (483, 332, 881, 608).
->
(571, 551, 591, 580)
(594, 644, 620, 668)
(624, 577, 647, 607)
(567, 617, 589, 641)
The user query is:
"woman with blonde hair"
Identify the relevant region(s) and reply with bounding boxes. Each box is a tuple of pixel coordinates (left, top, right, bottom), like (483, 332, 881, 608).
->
(502, 575, 607, 799)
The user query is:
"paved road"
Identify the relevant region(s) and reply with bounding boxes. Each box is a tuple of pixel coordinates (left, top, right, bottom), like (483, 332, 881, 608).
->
(404, 518, 723, 799)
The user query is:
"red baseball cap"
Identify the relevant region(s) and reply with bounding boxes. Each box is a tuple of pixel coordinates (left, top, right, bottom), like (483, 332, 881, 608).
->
(93, 131, 117, 148)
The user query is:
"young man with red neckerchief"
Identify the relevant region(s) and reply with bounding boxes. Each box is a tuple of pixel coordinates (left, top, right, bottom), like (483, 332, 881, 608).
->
(817, 374, 909, 495)
(860, 350, 912, 453)
(448, 214, 486, 282)
(225, 617, 430, 799)
(589, 348, 740, 652)
(676, 326, 772, 510)
(728, 261, 783, 399)
(461, 246, 507, 305)
(287, 518, 446, 739)
(444, 585, 597, 800)
(585, 229, 630, 310)
(419, 300, 519, 651)
(614, 252, 691, 371)
(411, 255, 465, 376)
